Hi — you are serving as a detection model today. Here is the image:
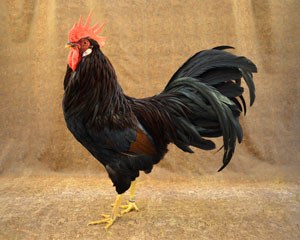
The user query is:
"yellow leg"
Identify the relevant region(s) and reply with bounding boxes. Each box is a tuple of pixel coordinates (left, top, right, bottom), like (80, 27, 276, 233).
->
(120, 180, 139, 215)
(88, 194, 124, 230)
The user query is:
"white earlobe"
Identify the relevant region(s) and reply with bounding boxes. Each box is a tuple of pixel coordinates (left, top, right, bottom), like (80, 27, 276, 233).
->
(83, 48, 92, 57)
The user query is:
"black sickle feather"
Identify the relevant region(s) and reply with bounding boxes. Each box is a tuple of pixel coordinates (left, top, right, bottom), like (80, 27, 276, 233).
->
(213, 46, 235, 51)
(239, 68, 256, 106)
(162, 47, 256, 171)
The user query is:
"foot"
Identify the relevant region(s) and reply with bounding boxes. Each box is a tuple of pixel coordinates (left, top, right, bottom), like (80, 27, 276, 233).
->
(120, 200, 139, 215)
(88, 213, 120, 230)
(88, 194, 123, 230)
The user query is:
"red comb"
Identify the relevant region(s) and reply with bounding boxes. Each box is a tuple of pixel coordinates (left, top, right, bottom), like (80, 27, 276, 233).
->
(68, 12, 106, 47)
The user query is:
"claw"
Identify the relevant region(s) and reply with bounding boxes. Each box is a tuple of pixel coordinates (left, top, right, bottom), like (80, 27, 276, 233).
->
(121, 201, 139, 215)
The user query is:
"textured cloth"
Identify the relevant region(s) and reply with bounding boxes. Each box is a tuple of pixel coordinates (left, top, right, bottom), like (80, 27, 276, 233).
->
(0, 0, 299, 180)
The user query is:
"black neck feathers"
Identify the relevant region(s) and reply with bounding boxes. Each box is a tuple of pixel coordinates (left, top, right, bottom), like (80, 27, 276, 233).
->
(63, 47, 134, 129)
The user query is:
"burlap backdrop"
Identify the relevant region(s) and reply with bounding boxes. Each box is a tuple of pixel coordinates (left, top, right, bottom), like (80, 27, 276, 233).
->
(0, 0, 299, 180)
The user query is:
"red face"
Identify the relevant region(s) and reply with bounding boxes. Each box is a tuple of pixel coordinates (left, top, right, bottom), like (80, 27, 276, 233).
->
(67, 38, 91, 71)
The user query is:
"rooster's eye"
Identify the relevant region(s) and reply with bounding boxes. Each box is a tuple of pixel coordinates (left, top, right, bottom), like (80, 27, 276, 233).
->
(81, 39, 89, 47)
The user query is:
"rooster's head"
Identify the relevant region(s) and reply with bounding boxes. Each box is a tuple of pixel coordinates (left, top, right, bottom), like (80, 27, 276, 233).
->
(66, 13, 106, 71)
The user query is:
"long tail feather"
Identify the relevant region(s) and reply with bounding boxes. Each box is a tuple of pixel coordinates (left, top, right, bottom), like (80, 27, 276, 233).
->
(161, 46, 256, 171)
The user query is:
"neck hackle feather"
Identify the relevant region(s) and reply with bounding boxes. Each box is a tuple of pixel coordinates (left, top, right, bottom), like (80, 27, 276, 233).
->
(68, 12, 106, 47)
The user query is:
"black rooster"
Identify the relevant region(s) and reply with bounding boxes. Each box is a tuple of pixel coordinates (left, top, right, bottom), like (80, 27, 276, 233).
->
(63, 14, 256, 229)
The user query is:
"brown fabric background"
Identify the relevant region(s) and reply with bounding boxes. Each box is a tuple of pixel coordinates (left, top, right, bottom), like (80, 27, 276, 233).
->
(0, 0, 299, 180)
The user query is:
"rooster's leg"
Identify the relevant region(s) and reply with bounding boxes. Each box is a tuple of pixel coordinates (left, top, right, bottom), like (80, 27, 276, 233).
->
(88, 194, 123, 230)
(120, 180, 139, 215)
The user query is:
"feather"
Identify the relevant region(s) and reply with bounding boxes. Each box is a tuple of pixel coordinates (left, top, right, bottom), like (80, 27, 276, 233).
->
(231, 98, 243, 112)
(200, 68, 242, 85)
(239, 95, 247, 115)
(217, 82, 244, 98)
(213, 46, 235, 51)
(239, 68, 256, 106)
(169, 50, 256, 84)
(177, 144, 194, 153)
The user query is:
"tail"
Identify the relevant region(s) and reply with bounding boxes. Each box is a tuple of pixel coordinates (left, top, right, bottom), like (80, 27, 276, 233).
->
(162, 46, 257, 171)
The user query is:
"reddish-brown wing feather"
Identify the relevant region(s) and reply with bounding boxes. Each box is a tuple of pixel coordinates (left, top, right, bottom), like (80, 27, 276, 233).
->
(129, 129, 156, 156)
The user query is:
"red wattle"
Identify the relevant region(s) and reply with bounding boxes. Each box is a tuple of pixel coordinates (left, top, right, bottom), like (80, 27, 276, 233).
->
(68, 48, 81, 71)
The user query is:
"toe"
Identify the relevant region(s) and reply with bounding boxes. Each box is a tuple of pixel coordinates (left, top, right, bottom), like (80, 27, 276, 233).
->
(104, 220, 114, 230)
(121, 202, 139, 215)
(88, 220, 104, 226)
(88, 214, 115, 226)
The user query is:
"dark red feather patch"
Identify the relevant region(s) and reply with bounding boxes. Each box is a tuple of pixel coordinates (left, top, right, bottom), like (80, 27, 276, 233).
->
(129, 129, 156, 156)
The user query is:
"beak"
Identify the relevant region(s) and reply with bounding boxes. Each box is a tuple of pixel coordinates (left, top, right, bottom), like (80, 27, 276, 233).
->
(65, 42, 76, 49)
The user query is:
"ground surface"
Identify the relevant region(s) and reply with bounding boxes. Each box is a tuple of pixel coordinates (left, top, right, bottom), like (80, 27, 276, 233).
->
(1, 174, 299, 240)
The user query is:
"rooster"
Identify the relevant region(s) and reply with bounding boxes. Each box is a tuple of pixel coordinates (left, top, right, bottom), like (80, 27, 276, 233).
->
(63, 14, 257, 229)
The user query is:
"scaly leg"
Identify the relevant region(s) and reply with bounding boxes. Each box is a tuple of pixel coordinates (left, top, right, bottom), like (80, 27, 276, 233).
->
(120, 180, 139, 215)
(88, 194, 123, 230)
